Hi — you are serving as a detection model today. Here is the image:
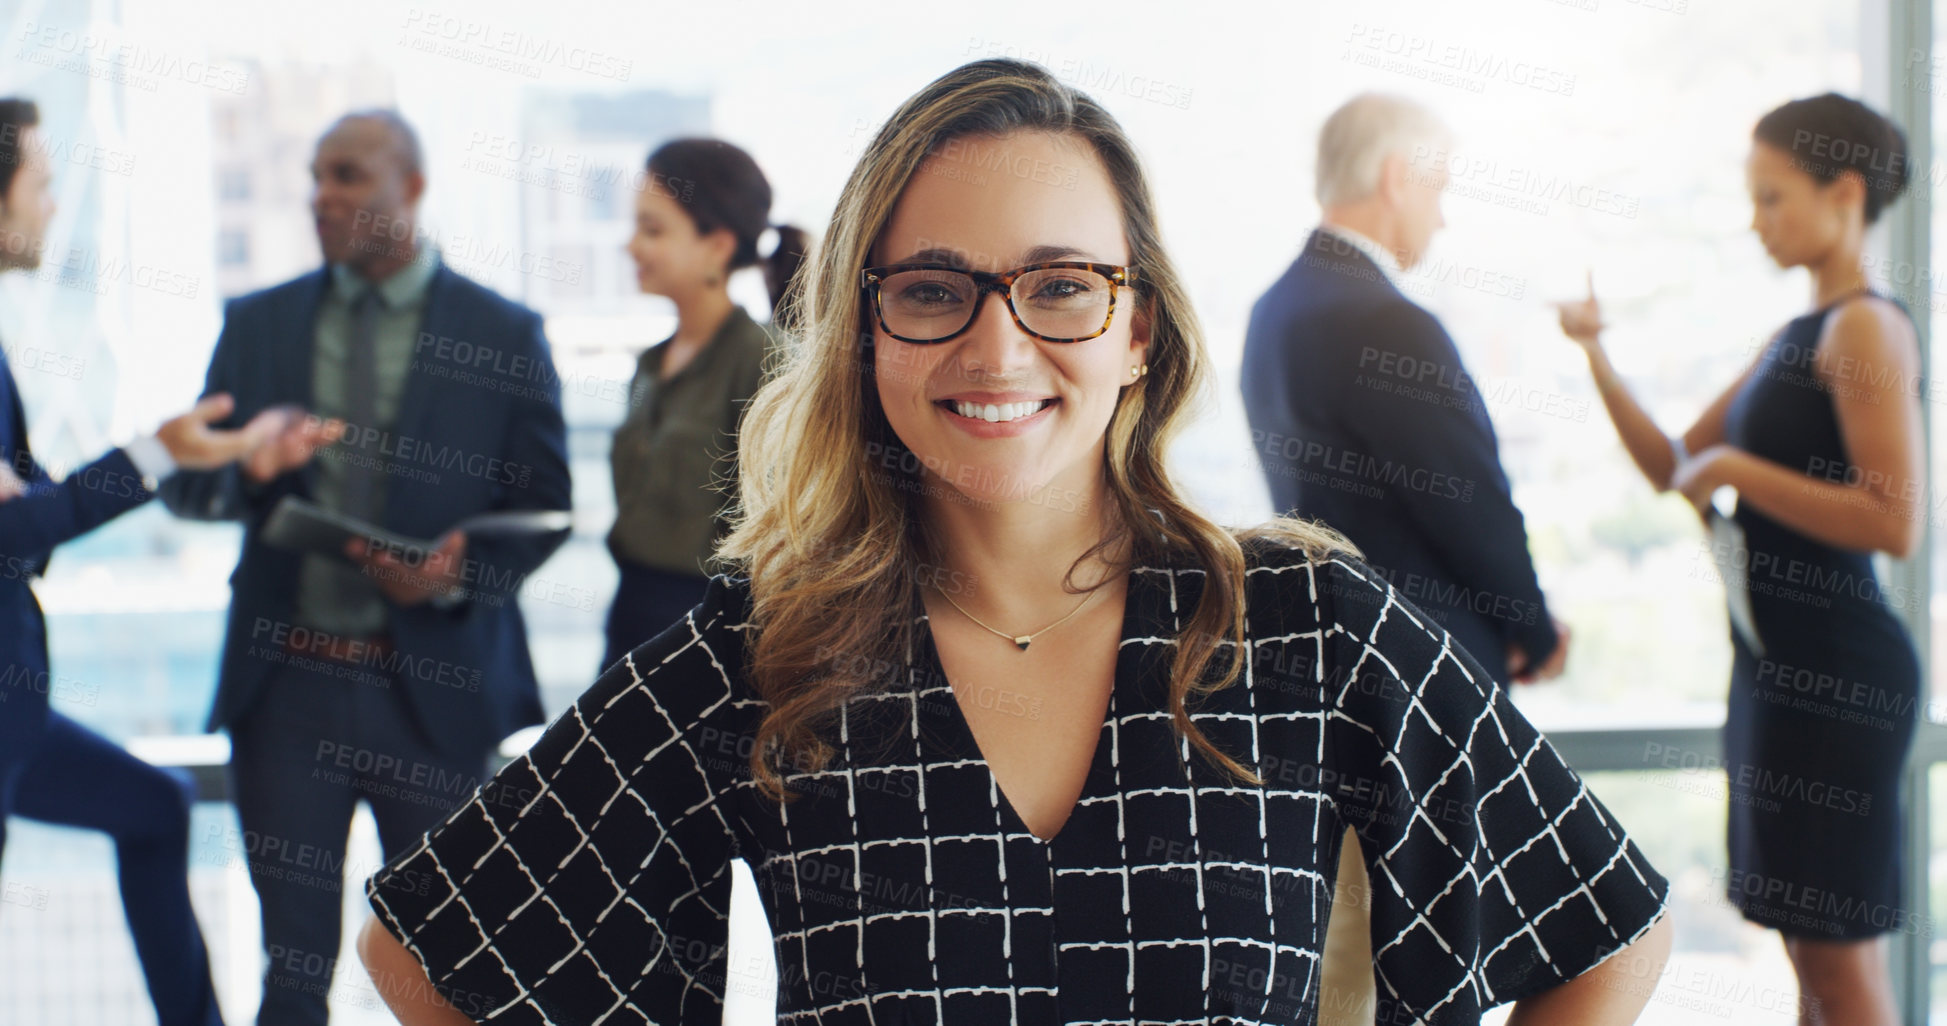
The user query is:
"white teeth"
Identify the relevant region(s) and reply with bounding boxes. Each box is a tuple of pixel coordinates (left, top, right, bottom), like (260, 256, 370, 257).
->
(951, 399, 1048, 423)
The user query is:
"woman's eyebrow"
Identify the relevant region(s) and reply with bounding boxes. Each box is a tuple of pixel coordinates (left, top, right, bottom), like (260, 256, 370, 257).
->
(892, 247, 966, 266)
(885, 243, 1102, 267)
(1021, 244, 1098, 263)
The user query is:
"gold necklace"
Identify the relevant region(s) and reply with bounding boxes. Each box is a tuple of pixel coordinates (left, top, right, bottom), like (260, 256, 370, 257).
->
(933, 584, 1096, 652)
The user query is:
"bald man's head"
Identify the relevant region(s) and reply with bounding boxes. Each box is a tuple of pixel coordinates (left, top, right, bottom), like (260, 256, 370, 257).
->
(329, 110, 423, 178)
(310, 109, 426, 278)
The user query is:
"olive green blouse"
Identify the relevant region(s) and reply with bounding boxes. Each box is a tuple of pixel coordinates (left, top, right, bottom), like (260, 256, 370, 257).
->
(608, 305, 774, 577)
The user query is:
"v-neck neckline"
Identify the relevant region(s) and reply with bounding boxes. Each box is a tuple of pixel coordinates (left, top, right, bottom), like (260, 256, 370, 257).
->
(917, 565, 1152, 846)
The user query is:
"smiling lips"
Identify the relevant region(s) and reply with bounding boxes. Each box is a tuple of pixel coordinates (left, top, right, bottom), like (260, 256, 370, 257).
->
(943, 398, 1056, 423)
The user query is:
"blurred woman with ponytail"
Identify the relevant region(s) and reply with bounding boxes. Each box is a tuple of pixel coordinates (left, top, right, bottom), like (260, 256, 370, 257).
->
(603, 138, 807, 668)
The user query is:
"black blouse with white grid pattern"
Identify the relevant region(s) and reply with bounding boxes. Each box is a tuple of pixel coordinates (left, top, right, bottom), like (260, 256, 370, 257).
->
(367, 540, 1667, 1024)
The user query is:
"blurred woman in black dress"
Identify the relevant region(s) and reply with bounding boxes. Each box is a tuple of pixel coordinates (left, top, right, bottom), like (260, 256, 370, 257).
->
(1560, 94, 1921, 1024)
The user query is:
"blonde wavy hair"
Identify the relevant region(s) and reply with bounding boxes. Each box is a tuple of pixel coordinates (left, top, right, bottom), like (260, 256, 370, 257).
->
(718, 58, 1347, 799)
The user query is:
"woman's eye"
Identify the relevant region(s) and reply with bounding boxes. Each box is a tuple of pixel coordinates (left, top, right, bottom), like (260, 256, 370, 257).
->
(900, 282, 964, 306)
(1031, 278, 1093, 301)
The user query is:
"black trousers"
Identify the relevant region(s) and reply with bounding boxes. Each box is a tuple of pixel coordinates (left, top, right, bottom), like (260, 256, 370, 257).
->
(227, 654, 486, 1025)
(2, 707, 224, 1026)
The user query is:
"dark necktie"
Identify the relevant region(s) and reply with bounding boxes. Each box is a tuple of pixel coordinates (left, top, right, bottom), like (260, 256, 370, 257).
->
(341, 286, 382, 520)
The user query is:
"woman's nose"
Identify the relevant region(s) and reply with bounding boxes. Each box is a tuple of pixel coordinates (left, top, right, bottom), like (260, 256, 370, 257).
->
(953, 288, 1039, 378)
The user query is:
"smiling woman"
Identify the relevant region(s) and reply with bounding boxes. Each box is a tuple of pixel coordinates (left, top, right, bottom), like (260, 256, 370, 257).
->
(356, 59, 1672, 1025)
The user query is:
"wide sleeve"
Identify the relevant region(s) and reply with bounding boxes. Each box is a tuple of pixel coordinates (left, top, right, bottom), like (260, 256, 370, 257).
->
(365, 573, 752, 1024)
(1316, 555, 1667, 1020)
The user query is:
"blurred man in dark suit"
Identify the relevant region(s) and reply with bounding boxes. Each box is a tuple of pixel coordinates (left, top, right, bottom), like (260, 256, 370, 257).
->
(1242, 93, 1567, 685)
(163, 110, 571, 1024)
(0, 95, 287, 1026)
(1241, 94, 1570, 1026)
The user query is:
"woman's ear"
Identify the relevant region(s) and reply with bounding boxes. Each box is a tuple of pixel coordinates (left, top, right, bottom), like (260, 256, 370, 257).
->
(1830, 169, 1868, 222)
(704, 225, 738, 280)
(1130, 294, 1154, 366)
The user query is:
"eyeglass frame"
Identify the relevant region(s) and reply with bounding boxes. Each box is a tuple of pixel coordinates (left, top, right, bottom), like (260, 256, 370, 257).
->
(858, 260, 1139, 345)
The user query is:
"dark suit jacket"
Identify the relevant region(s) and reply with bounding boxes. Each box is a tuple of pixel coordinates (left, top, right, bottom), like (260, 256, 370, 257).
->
(1240, 229, 1556, 681)
(0, 350, 155, 719)
(161, 265, 570, 759)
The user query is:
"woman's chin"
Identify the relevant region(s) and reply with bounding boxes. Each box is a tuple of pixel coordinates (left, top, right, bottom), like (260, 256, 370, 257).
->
(939, 480, 1038, 511)
(1758, 241, 1797, 269)
(905, 459, 1041, 507)
(922, 469, 1095, 519)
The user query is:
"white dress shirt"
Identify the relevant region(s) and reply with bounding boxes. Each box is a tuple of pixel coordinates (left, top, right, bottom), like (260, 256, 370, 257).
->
(122, 432, 176, 487)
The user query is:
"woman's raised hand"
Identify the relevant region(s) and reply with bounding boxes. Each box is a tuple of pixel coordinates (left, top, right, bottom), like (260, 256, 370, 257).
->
(1556, 269, 1607, 348)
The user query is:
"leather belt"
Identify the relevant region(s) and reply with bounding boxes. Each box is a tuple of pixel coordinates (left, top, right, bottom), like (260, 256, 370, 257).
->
(281, 630, 395, 667)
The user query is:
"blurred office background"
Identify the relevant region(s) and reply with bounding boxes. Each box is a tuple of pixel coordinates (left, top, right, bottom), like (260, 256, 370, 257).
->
(0, 0, 1943, 1022)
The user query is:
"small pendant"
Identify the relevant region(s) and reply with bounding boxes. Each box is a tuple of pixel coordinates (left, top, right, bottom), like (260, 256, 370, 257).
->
(1013, 636, 1032, 651)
